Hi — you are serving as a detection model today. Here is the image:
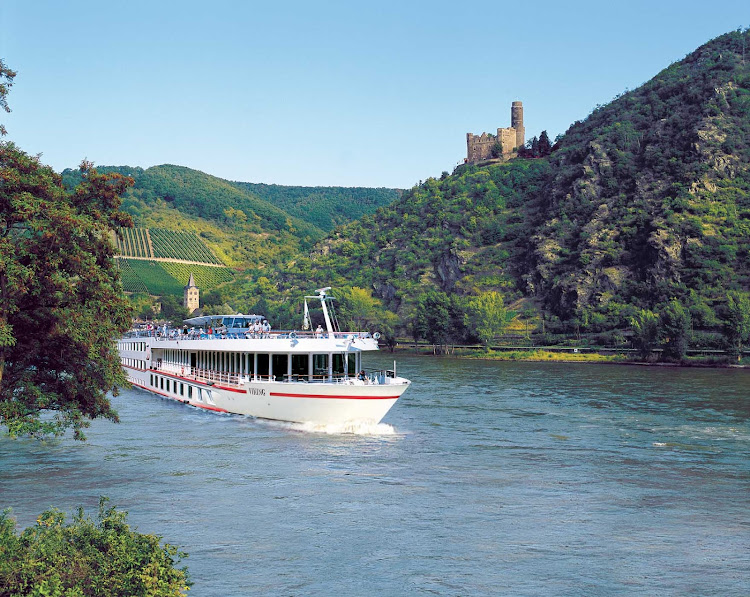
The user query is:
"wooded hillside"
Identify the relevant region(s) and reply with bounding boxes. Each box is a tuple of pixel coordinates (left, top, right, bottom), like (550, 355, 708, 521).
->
(266, 30, 750, 350)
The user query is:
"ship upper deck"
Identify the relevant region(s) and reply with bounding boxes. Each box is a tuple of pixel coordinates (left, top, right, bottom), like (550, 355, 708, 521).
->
(122, 328, 380, 354)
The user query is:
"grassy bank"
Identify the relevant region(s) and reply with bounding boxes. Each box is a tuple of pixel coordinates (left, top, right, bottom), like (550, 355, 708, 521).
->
(392, 345, 750, 367)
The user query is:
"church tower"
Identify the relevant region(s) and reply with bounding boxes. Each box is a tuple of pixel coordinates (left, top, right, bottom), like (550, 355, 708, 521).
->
(183, 273, 199, 313)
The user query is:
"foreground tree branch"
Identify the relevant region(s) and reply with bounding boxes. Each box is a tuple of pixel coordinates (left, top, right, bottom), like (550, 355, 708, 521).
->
(0, 143, 134, 439)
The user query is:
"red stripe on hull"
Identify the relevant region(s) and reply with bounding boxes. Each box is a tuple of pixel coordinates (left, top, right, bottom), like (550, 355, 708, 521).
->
(270, 392, 400, 400)
(130, 381, 229, 413)
(193, 403, 229, 413)
(212, 384, 246, 394)
(127, 367, 245, 394)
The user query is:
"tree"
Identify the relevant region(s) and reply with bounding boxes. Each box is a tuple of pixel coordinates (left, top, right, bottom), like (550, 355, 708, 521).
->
(413, 290, 451, 346)
(339, 286, 381, 331)
(202, 289, 225, 307)
(0, 144, 134, 439)
(538, 130, 552, 156)
(630, 308, 659, 359)
(158, 294, 189, 323)
(0, 497, 190, 595)
(660, 300, 691, 361)
(724, 291, 750, 359)
(490, 140, 503, 158)
(0, 59, 16, 137)
(530, 136, 539, 157)
(464, 291, 514, 347)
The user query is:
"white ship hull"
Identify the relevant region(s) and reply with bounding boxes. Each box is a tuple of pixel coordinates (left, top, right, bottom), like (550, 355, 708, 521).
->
(122, 364, 407, 424)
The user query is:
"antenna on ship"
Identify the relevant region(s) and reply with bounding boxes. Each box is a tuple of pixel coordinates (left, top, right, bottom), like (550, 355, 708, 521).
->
(308, 287, 337, 334)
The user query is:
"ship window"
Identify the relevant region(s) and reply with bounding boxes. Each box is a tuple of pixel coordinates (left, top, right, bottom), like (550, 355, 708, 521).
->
(272, 354, 288, 381)
(332, 354, 345, 376)
(150, 374, 153, 386)
(257, 354, 269, 378)
(291, 354, 308, 380)
(180, 383, 184, 396)
(188, 385, 193, 399)
(348, 354, 356, 377)
(160, 377, 164, 390)
(313, 354, 328, 379)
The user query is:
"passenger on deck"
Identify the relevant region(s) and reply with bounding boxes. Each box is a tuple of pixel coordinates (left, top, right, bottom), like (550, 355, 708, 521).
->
(315, 325, 324, 338)
(253, 321, 261, 338)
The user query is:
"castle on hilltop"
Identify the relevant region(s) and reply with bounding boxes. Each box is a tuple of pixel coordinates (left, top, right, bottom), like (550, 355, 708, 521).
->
(466, 101, 525, 164)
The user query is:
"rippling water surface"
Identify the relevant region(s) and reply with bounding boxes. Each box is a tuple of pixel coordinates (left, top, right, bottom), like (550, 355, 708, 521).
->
(1, 357, 749, 596)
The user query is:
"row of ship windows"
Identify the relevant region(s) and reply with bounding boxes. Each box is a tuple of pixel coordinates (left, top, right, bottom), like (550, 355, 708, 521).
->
(119, 342, 146, 352)
(149, 373, 212, 402)
(121, 358, 146, 369)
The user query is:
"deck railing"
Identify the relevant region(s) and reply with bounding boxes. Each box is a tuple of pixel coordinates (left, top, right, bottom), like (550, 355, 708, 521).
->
(126, 329, 372, 342)
(151, 365, 404, 388)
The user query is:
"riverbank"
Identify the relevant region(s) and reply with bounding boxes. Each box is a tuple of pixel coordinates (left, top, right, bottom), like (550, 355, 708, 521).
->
(390, 344, 749, 368)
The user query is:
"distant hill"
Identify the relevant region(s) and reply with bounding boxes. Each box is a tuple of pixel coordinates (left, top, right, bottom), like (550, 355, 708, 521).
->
(231, 182, 401, 231)
(62, 165, 402, 276)
(270, 29, 750, 341)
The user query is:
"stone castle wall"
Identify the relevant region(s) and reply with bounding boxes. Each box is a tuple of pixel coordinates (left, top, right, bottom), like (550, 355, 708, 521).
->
(466, 101, 525, 164)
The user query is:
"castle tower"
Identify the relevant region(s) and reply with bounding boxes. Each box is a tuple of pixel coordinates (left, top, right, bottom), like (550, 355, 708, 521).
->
(466, 101, 525, 163)
(511, 101, 525, 150)
(183, 272, 199, 313)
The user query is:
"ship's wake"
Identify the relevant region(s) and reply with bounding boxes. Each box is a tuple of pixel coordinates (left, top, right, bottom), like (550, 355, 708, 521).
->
(258, 418, 398, 436)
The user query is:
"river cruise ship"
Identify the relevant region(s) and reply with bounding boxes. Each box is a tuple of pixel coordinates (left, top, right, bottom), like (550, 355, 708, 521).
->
(117, 288, 410, 424)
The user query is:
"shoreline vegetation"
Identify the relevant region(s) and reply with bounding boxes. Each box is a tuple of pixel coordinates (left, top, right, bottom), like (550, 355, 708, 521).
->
(391, 343, 749, 368)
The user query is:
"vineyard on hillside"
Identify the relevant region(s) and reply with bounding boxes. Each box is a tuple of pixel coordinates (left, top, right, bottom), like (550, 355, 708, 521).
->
(117, 259, 234, 296)
(161, 262, 234, 288)
(116, 228, 222, 265)
(116, 227, 153, 258)
(117, 258, 149, 294)
(149, 229, 222, 264)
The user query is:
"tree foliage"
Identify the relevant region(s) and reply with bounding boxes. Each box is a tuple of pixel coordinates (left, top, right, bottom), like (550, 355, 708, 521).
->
(724, 290, 750, 357)
(0, 59, 16, 137)
(464, 291, 514, 346)
(0, 144, 134, 439)
(660, 300, 692, 361)
(0, 498, 190, 596)
(233, 181, 400, 232)
(411, 290, 469, 346)
(630, 308, 660, 359)
(337, 286, 381, 331)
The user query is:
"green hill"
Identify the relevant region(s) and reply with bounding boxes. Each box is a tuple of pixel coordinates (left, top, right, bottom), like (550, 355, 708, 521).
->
(62, 164, 402, 276)
(231, 182, 401, 231)
(270, 30, 750, 345)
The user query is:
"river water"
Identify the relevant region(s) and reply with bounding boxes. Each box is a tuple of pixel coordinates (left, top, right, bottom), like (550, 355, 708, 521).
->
(1, 356, 749, 596)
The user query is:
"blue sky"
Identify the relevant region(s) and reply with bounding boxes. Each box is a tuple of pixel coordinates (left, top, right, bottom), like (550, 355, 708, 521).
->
(1, 1, 748, 188)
